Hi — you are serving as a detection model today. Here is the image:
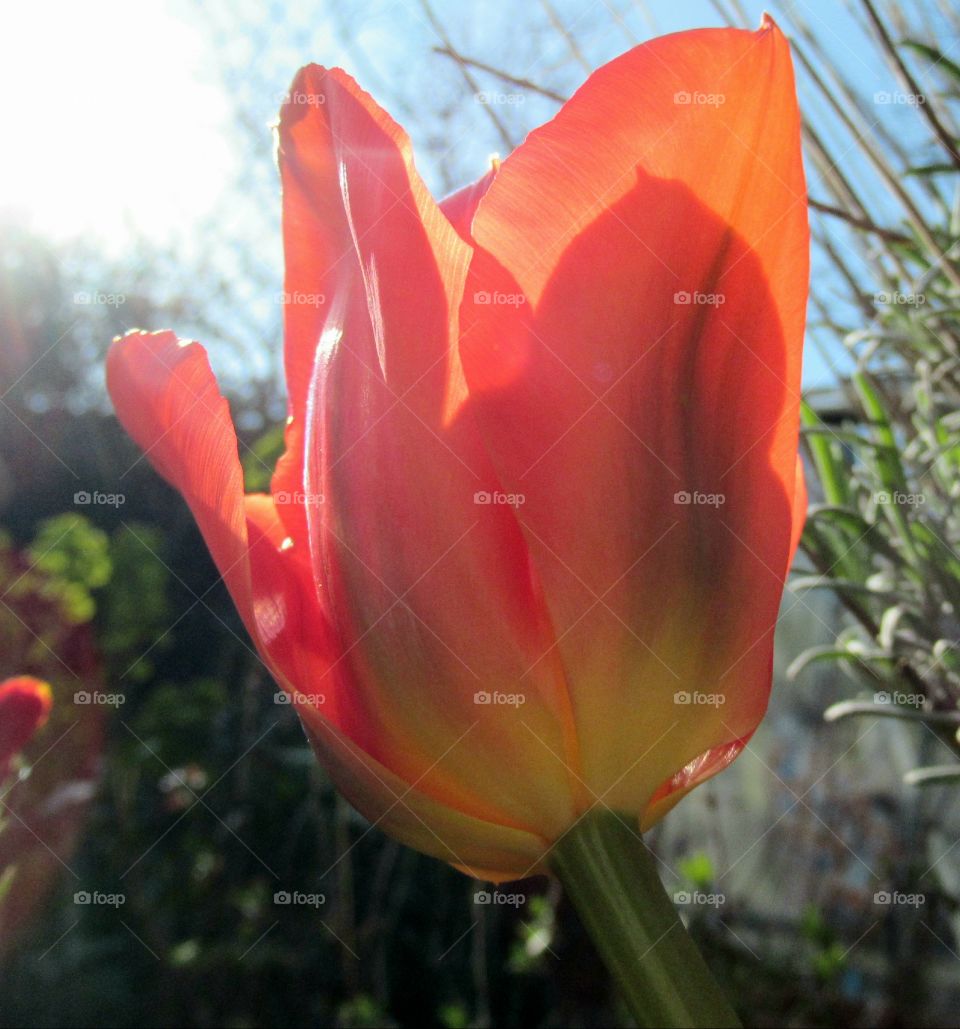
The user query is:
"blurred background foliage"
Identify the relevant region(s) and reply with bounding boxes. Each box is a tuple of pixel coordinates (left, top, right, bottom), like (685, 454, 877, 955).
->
(2, 0, 960, 1026)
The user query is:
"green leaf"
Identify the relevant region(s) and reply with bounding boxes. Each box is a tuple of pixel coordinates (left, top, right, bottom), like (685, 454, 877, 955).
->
(853, 372, 906, 495)
(243, 423, 286, 492)
(787, 642, 892, 681)
(906, 162, 957, 177)
(904, 765, 960, 786)
(901, 40, 960, 89)
(801, 400, 850, 507)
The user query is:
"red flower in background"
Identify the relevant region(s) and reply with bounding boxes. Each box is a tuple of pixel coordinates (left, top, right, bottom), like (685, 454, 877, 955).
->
(108, 19, 808, 880)
(0, 541, 104, 956)
(0, 677, 52, 781)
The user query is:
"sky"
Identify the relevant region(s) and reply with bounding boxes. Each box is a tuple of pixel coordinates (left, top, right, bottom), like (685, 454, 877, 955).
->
(0, 1, 234, 248)
(1, 0, 951, 388)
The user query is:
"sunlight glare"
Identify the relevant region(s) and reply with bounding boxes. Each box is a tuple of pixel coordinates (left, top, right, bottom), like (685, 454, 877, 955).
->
(0, 1, 234, 247)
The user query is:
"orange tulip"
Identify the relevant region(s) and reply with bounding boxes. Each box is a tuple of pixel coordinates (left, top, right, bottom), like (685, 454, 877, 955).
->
(108, 19, 807, 883)
(0, 676, 52, 780)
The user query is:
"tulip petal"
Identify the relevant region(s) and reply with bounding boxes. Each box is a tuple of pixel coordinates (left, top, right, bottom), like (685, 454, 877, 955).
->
(277, 66, 582, 839)
(243, 493, 354, 728)
(107, 334, 347, 729)
(243, 494, 548, 878)
(461, 20, 808, 817)
(107, 330, 256, 631)
(440, 164, 499, 243)
(109, 335, 543, 874)
(302, 719, 549, 881)
(642, 456, 805, 821)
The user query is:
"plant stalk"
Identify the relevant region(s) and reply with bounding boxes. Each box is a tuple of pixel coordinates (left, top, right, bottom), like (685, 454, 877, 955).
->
(552, 809, 741, 1028)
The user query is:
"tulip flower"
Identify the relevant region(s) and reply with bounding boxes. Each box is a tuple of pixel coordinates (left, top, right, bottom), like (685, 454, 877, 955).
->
(0, 677, 52, 781)
(108, 17, 806, 1026)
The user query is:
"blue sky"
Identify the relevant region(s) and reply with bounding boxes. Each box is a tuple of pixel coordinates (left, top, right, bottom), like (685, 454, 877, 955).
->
(2, 0, 952, 389)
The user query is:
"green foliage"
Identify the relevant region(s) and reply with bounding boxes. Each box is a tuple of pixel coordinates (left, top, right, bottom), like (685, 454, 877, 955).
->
(99, 523, 171, 679)
(243, 423, 286, 492)
(678, 852, 715, 891)
(795, 9, 960, 794)
(800, 907, 847, 984)
(26, 513, 112, 623)
(508, 893, 556, 973)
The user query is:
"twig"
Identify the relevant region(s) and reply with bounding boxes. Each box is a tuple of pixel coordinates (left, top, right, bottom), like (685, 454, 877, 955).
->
(418, 0, 516, 152)
(793, 37, 960, 292)
(431, 47, 567, 103)
(861, 0, 960, 172)
(539, 0, 592, 73)
(809, 199, 913, 244)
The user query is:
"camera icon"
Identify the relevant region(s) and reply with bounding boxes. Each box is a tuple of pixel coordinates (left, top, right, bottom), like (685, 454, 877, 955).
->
(73, 691, 91, 705)
(473, 491, 492, 505)
(474, 691, 492, 705)
(673, 491, 691, 505)
(874, 691, 891, 705)
(874, 491, 891, 505)
(74, 891, 91, 905)
(673, 891, 691, 904)
(673, 291, 692, 305)
(274, 891, 292, 905)
(474, 891, 491, 904)
(274, 692, 291, 705)
(74, 490, 91, 505)
(673, 691, 691, 705)
(473, 291, 491, 305)
(873, 891, 891, 904)
(674, 91, 691, 104)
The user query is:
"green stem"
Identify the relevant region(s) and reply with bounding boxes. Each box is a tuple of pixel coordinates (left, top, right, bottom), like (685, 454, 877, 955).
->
(552, 810, 741, 1028)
